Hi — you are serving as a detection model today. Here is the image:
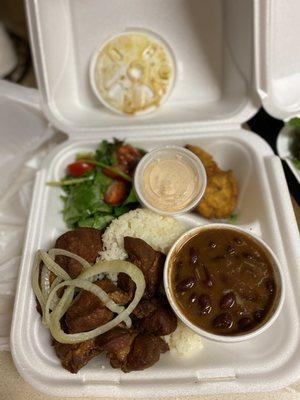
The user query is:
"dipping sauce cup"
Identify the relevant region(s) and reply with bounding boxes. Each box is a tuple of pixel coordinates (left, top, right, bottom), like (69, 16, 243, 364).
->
(134, 145, 207, 216)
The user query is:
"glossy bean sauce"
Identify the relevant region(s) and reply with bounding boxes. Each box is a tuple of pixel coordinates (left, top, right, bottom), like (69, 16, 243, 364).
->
(170, 229, 278, 335)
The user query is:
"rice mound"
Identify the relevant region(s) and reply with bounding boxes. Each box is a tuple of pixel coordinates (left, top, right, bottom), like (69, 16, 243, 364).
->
(101, 208, 186, 260)
(164, 321, 203, 357)
(100, 208, 203, 357)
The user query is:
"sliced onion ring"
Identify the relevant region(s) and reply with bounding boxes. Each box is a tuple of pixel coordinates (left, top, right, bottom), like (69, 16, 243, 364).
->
(48, 260, 145, 344)
(33, 249, 89, 317)
(48, 248, 91, 270)
(39, 251, 70, 281)
(32, 252, 46, 312)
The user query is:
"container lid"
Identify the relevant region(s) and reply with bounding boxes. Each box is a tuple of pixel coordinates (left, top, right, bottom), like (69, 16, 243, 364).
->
(255, 0, 300, 121)
(89, 30, 176, 116)
(26, 0, 258, 138)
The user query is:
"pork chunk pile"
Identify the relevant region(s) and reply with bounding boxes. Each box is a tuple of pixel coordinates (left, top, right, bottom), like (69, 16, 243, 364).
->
(45, 228, 177, 373)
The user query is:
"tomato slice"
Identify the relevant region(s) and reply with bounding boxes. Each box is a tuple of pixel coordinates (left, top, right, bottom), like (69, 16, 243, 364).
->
(67, 160, 95, 177)
(116, 145, 143, 170)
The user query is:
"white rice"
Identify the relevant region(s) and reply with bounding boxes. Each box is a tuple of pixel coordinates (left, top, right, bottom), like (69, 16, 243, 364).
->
(100, 208, 203, 357)
(101, 208, 186, 260)
(164, 321, 203, 357)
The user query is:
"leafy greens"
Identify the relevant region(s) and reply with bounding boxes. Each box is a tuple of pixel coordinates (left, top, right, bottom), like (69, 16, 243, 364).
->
(52, 140, 140, 229)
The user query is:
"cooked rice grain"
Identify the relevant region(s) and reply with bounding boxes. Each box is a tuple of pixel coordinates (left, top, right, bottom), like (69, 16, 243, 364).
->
(101, 208, 186, 260)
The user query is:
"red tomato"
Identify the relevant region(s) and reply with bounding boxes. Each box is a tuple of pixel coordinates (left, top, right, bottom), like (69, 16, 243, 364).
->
(104, 181, 128, 205)
(67, 160, 95, 177)
(117, 145, 142, 170)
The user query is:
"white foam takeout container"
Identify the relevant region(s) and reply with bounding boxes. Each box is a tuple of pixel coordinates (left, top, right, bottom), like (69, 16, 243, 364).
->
(9, 0, 300, 397)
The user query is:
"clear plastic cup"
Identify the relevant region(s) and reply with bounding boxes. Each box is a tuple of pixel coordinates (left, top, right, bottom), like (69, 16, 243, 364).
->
(134, 145, 207, 216)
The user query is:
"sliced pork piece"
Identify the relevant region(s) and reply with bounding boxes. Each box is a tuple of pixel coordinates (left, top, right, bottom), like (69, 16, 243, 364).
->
(137, 298, 177, 336)
(131, 298, 159, 319)
(65, 279, 130, 333)
(53, 338, 101, 374)
(122, 333, 169, 373)
(96, 328, 138, 369)
(55, 227, 103, 278)
(97, 329, 169, 372)
(123, 237, 165, 299)
(117, 272, 136, 301)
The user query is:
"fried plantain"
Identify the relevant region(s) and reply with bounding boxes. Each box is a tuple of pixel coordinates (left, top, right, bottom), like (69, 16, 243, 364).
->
(186, 144, 218, 175)
(186, 145, 238, 219)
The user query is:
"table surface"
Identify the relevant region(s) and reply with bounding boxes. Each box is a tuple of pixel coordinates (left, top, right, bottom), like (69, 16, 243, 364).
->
(1, 1, 300, 399)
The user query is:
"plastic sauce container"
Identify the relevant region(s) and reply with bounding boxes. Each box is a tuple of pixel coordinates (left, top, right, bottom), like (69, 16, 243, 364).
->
(134, 145, 207, 216)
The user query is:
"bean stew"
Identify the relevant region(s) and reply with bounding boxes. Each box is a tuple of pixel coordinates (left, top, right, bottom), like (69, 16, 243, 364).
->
(170, 228, 279, 336)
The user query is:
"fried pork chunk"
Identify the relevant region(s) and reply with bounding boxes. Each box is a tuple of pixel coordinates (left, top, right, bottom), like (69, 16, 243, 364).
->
(137, 299, 177, 336)
(118, 236, 165, 299)
(122, 333, 168, 372)
(65, 278, 130, 333)
(53, 338, 101, 374)
(54, 328, 169, 374)
(186, 144, 238, 219)
(55, 227, 103, 278)
(50, 234, 176, 374)
(97, 329, 169, 372)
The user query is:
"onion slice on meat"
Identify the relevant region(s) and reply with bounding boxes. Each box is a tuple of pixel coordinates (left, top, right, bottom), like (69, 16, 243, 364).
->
(48, 248, 91, 270)
(48, 260, 145, 344)
(33, 249, 91, 315)
(32, 252, 47, 312)
(32, 250, 145, 343)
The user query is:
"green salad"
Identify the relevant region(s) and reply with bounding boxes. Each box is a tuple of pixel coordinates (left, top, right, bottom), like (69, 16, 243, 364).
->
(48, 140, 145, 229)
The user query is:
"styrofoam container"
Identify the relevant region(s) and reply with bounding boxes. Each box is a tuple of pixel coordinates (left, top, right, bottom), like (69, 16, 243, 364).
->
(10, 0, 300, 397)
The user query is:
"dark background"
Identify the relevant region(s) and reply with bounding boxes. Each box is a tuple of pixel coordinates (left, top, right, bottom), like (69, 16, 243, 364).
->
(248, 110, 300, 206)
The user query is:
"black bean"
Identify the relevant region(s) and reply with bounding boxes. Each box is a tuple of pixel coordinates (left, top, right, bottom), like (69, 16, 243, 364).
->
(213, 313, 233, 329)
(253, 310, 264, 322)
(265, 279, 275, 294)
(220, 292, 236, 309)
(234, 237, 243, 245)
(227, 245, 236, 256)
(209, 241, 217, 249)
(176, 277, 195, 292)
(189, 292, 198, 304)
(189, 247, 198, 265)
(198, 294, 212, 315)
(238, 317, 252, 331)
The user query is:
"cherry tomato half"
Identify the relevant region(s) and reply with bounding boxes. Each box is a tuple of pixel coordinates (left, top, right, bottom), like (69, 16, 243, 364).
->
(67, 160, 95, 177)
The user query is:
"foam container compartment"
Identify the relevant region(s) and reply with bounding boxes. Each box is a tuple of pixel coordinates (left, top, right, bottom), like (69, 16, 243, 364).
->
(10, 0, 300, 397)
